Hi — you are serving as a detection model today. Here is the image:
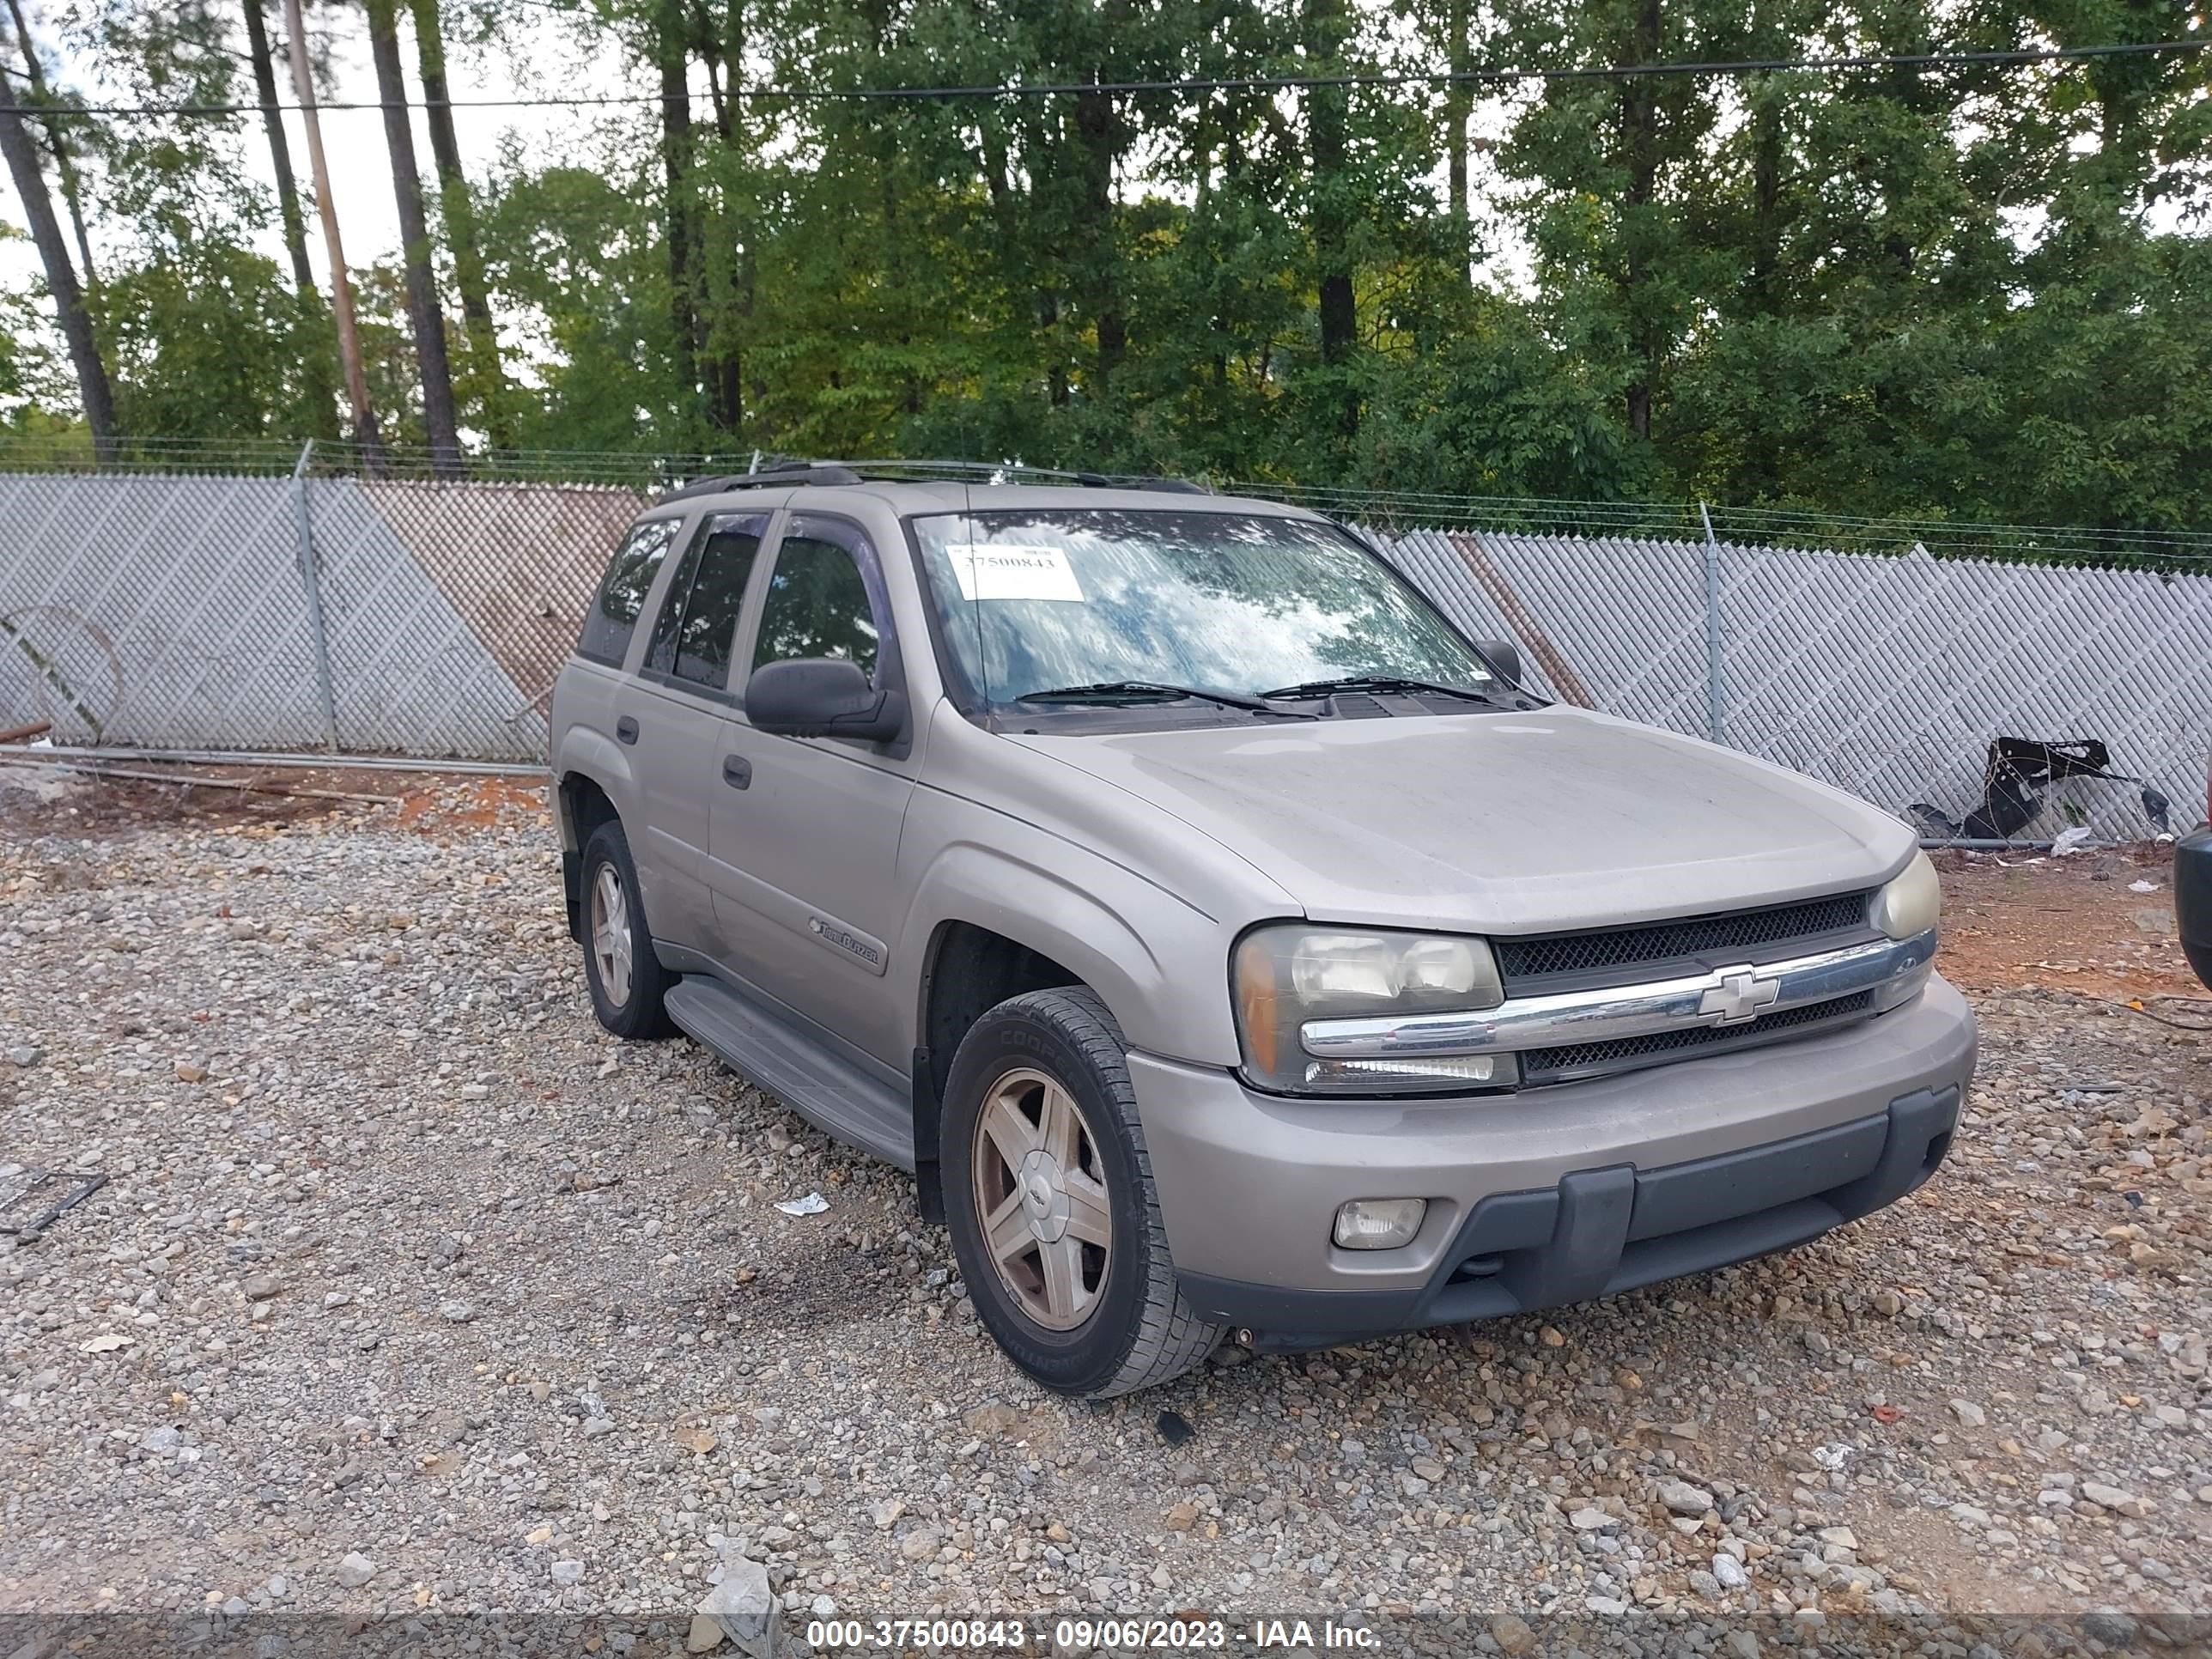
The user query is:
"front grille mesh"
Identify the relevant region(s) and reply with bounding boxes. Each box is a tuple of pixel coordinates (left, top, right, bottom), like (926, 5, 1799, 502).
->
(1494, 890, 1871, 982)
(1521, 991, 1875, 1082)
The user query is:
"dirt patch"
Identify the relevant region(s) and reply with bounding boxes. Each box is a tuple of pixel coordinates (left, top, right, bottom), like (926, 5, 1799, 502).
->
(0, 757, 546, 841)
(395, 774, 550, 836)
(1935, 843, 2202, 1000)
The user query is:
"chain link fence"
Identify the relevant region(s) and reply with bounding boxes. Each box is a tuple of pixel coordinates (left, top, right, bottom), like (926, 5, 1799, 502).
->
(0, 468, 643, 761)
(1381, 529, 2212, 844)
(3, 447, 2207, 843)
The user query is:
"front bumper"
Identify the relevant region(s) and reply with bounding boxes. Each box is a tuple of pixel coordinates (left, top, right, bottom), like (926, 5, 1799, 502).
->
(1133, 975, 1976, 1347)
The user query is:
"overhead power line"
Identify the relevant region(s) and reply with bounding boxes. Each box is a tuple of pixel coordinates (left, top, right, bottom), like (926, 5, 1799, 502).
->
(0, 37, 2204, 118)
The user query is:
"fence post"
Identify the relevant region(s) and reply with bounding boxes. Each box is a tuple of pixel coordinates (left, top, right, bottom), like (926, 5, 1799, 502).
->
(291, 441, 341, 752)
(1699, 501, 1726, 745)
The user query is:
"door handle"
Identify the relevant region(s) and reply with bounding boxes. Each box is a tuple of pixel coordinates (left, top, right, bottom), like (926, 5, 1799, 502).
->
(721, 754, 751, 790)
(616, 715, 639, 745)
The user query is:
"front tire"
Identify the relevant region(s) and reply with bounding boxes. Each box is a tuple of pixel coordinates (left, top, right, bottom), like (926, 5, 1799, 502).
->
(941, 988, 1224, 1398)
(580, 819, 674, 1039)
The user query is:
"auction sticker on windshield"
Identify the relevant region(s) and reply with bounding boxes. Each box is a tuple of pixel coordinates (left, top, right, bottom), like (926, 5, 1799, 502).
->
(946, 544, 1085, 603)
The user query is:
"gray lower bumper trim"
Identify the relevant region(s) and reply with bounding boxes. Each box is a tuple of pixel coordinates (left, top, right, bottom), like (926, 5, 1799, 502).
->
(1180, 1085, 1960, 1350)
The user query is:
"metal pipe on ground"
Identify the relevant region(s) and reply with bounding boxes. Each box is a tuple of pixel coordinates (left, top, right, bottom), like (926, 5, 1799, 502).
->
(1920, 837, 2141, 852)
(10, 744, 545, 777)
(0, 751, 403, 805)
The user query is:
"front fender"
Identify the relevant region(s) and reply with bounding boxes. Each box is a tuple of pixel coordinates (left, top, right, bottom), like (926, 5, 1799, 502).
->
(894, 797, 1244, 1068)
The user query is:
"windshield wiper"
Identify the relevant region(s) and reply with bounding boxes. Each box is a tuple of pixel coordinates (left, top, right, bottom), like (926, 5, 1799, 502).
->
(1261, 674, 1500, 704)
(1021, 680, 1318, 719)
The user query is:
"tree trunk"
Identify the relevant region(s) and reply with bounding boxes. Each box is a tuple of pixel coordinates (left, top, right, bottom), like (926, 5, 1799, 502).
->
(240, 0, 338, 441)
(367, 0, 461, 472)
(1443, 0, 1471, 279)
(703, 0, 744, 434)
(1748, 81, 1781, 307)
(283, 0, 380, 459)
(242, 0, 313, 294)
(1618, 0, 1662, 442)
(1304, 0, 1358, 437)
(1073, 88, 1124, 386)
(3, 0, 95, 291)
(0, 78, 115, 455)
(657, 0, 699, 427)
(408, 0, 508, 447)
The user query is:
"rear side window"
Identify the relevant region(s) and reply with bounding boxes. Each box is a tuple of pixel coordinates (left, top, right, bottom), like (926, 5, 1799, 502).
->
(753, 534, 880, 681)
(645, 512, 770, 690)
(577, 519, 680, 666)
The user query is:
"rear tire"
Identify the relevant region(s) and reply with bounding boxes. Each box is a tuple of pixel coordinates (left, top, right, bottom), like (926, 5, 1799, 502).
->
(580, 819, 675, 1039)
(941, 987, 1224, 1398)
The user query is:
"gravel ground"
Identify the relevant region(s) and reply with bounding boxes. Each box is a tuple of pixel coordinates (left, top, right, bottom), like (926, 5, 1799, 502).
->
(3, 776, 2209, 1656)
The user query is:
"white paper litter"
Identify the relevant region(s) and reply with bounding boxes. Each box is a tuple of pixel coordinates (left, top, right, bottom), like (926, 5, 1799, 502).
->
(2128, 879, 2160, 893)
(2051, 827, 2093, 856)
(775, 1191, 829, 1217)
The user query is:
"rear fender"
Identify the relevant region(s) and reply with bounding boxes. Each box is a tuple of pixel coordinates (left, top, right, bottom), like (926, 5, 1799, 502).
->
(554, 729, 639, 939)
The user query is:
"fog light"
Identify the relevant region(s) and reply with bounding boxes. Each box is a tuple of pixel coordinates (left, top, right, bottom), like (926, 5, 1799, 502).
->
(1304, 1053, 1512, 1090)
(1333, 1197, 1427, 1250)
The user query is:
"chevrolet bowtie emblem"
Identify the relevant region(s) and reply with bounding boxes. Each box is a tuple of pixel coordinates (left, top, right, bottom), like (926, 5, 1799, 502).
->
(1699, 966, 1783, 1025)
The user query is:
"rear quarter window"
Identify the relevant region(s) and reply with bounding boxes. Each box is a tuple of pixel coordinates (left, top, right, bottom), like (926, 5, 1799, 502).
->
(577, 519, 681, 666)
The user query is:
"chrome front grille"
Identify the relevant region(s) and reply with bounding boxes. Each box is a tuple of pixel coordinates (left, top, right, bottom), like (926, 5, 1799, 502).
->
(1518, 990, 1877, 1085)
(1297, 926, 1936, 1091)
(1493, 890, 1875, 988)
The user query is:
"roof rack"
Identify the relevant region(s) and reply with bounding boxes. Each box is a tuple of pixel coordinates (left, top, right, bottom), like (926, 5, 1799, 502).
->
(835, 459, 1212, 495)
(653, 463, 862, 503)
(653, 458, 1211, 505)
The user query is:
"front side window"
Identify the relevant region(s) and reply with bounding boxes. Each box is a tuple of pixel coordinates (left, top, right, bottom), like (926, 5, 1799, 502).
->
(908, 509, 1493, 705)
(646, 512, 770, 690)
(577, 518, 680, 666)
(752, 532, 880, 681)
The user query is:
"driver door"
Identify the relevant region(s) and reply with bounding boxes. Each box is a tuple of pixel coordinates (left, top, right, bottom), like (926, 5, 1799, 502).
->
(705, 514, 920, 1078)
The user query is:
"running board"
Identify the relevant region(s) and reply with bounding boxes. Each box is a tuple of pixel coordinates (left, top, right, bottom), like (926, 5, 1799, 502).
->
(664, 975, 915, 1170)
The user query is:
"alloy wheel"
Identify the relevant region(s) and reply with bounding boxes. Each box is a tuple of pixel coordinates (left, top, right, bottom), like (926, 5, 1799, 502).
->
(969, 1066, 1113, 1331)
(589, 862, 633, 1007)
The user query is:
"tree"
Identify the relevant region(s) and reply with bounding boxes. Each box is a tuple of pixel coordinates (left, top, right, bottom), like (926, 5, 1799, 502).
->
(1303, 0, 1359, 439)
(0, 61, 116, 452)
(653, 0, 699, 435)
(3, 0, 94, 286)
(408, 0, 508, 446)
(239, 0, 338, 439)
(4, 0, 2211, 536)
(365, 0, 461, 469)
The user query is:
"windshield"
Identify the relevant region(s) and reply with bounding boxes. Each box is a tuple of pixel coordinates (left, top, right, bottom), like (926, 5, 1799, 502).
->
(909, 508, 1495, 707)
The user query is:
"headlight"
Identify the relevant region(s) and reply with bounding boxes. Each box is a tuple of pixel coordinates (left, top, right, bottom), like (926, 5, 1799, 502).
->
(1233, 923, 1509, 1094)
(1872, 851, 1941, 940)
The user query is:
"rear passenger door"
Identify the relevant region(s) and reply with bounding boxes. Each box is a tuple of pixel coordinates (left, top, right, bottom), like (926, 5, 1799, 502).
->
(629, 511, 772, 958)
(708, 514, 919, 1073)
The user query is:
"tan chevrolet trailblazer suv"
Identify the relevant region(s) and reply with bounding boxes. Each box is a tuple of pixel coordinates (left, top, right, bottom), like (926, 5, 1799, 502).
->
(547, 462, 1978, 1397)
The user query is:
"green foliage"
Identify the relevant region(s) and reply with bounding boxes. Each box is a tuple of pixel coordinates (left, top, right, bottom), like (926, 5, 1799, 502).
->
(99, 236, 337, 437)
(3, 0, 2210, 532)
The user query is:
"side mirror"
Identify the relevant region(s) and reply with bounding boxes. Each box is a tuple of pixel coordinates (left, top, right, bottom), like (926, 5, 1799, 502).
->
(1474, 639, 1522, 688)
(744, 658, 906, 743)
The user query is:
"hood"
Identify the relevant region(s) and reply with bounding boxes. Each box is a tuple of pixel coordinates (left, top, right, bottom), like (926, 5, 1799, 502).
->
(1009, 708, 1915, 934)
